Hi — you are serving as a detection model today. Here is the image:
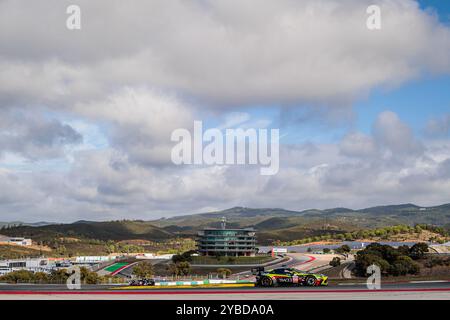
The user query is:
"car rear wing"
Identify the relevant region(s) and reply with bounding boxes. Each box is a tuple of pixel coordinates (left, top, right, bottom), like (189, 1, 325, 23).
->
(251, 267, 265, 275)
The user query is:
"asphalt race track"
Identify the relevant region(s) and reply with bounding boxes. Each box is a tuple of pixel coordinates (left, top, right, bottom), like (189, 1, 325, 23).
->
(0, 281, 449, 300)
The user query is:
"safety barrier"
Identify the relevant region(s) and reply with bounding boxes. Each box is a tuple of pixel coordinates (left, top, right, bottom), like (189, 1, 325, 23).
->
(154, 279, 253, 286)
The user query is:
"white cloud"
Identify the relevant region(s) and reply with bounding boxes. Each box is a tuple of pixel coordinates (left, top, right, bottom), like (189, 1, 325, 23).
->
(0, 1, 450, 221)
(340, 132, 377, 158)
(0, 110, 449, 222)
(0, 109, 82, 160)
(425, 114, 450, 137)
(74, 87, 194, 166)
(1, 0, 449, 108)
(373, 111, 423, 157)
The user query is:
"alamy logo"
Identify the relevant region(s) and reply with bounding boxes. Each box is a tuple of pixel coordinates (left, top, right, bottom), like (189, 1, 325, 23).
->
(366, 5, 381, 30)
(66, 265, 81, 290)
(171, 121, 279, 175)
(366, 264, 381, 290)
(66, 5, 81, 30)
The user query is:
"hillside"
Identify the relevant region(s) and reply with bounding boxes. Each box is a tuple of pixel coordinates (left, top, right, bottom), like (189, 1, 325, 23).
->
(0, 245, 44, 260)
(153, 203, 450, 233)
(0, 221, 56, 228)
(2, 203, 449, 246)
(1, 220, 174, 242)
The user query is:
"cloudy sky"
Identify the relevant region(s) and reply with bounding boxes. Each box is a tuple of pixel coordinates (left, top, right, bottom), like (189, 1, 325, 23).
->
(1, 0, 450, 222)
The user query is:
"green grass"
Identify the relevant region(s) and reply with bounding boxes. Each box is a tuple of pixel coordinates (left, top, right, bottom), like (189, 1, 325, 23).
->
(104, 262, 129, 272)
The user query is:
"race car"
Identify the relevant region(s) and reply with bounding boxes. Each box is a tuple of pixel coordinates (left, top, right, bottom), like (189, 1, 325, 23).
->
(252, 267, 328, 287)
(129, 278, 155, 286)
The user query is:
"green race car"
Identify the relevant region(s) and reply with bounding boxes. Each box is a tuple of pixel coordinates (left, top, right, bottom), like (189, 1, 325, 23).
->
(253, 267, 328, 287)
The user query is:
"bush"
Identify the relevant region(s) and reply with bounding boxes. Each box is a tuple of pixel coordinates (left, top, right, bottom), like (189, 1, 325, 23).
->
(83, 270, 101, 284)
(227, 256, 236, 264)
(168, 261, 191, 276)
(217, 268, 232, 278)
(397, 245, 410, 256)
(389, 256, 420, 276)
(329, 257, 341, 267)
(335, 245, 351, 254)
(132, 261, 154, 279)
(354, 243, 425, 277)
(409, 243, 429, 260)
(49, 269, 69, 282)
(0, 270, 35, 283)
(355, 253, 390, 276)
(33, 272, 50, 283)
(424, 256, 450, 268)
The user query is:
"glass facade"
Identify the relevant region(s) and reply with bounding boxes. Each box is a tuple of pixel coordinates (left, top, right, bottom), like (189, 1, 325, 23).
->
(197, 228, 257, 256)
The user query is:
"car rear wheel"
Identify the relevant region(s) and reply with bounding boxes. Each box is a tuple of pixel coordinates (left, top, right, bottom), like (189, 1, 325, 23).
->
(305, 276, 316, 286)
(260, 276, 273, 287)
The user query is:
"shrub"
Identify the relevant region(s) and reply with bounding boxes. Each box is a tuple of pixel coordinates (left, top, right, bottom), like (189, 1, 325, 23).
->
(0, 270, 35, 283)
(217, 268, 232, 278)
(227, 256, 236, 263)
(355, 252, 390, 276)
(329, 257, 341, 267)
(390, 256, 420, 276)
(168, 261, 191, 276)
(132, 261, 154, 279)
(409, 243, 429, 260)
(354, 243, 425, 277)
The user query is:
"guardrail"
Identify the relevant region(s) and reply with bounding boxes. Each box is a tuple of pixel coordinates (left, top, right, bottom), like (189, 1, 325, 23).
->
(154, 279, 254, 286)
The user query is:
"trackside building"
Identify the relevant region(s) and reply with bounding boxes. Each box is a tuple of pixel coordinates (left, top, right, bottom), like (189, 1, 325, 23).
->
(197, 227, 257, 257)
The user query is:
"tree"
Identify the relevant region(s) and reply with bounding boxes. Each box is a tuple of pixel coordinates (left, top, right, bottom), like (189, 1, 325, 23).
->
(409, 243, 429, 260)
(168, 263, 178, 276)
(354, 242, 426, 277)
(390, 256, 420, 276)
(171, 254, 184, 263)
(176, 261, 191, 276)
(336, 245, 351, 254)
(132, 261, 154, 279)
(397, 245, 410, 256)
(217, 268, 232, 278)
(168, 261, 191, 276)
(172, 250, 195, 263)
(80, 266, 101, 284)
(34, 272, 50, 283)
(0, 270, 34, 283)
(354, 253, 390, 276)
(50, 269, 69, 283)
(329, 257, 341, 267)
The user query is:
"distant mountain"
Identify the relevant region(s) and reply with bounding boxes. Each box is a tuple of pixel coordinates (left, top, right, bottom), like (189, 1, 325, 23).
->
(2, 203, 449, 245)
(358, 203, 420, 215)
(154, 206, 305, 229)
(151, 203, 450, 235)
(1, 220, 174, 242)
(0, 221, 56, 228)
(0, 221, 24, 228)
